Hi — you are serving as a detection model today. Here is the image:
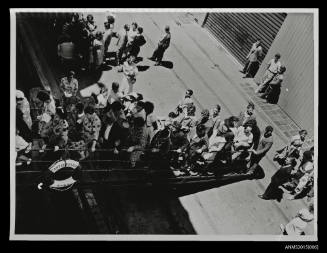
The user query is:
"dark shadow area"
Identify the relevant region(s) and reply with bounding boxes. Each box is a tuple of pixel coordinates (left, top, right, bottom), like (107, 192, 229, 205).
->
(160, 61, 174, 69)
(100, 64, 112, 71)
(135, 56, 143, 63)
(137, 65, 150, 72)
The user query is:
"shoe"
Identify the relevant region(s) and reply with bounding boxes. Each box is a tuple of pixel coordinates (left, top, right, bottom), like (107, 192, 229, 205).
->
(148, 57, 155, 61)
(258, 194, 269, 200)
(154, 62, 161, 66)
(280, 224, 285, 232)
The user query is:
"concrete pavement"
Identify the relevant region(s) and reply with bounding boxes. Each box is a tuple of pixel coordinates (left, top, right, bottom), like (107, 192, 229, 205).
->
(64, 12, 315, 235)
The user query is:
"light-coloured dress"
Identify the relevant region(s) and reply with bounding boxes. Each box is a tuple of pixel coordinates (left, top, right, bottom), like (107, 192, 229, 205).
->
(121, 61, 138, 95)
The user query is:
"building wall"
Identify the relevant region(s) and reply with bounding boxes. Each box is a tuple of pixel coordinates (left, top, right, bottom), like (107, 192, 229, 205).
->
(254, 13, 314, 135)
(202, 12, 287, 66)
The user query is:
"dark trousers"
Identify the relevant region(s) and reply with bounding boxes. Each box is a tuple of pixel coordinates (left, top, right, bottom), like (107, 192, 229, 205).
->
(248, 153, 264, 173)
(116, 47, 125, 66)
(152, 46, 166, 62)
(243, 61, 259, 77)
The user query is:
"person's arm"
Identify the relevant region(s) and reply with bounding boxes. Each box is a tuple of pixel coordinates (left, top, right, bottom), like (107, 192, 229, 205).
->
(73, 80, 79, 96)
(255, 141, 273, 155)
(266, 59, 272, 70)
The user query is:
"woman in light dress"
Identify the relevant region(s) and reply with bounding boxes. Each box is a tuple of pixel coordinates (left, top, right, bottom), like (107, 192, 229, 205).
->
(121, 55, 138, 95)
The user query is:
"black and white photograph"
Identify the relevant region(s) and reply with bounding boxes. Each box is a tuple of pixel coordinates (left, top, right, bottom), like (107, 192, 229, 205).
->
(10, 8, 318, 242)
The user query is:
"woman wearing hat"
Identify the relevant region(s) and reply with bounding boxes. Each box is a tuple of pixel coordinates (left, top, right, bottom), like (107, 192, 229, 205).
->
(16, 90, 32, 129)
(280, 204, 314, 235)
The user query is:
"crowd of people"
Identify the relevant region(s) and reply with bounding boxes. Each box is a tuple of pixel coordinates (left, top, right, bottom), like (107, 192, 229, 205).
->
(16, 13, 314, 209)
(56, 12, 148, 73)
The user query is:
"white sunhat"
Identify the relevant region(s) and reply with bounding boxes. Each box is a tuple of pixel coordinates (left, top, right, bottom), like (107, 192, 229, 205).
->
(16, 90, 25, 99)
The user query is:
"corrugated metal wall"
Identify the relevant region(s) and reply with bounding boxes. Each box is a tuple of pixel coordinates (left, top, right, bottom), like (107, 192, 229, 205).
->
(254, 13, 314, 135)
(203, 12, 287, 65)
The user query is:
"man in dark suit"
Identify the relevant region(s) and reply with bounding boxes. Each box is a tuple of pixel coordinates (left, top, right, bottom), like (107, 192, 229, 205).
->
(258, 157, 298, 201)
(148, 25, 171, 66)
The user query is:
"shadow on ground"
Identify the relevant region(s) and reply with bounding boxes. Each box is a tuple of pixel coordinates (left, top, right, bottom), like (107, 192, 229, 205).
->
(160, 61, 174, 69)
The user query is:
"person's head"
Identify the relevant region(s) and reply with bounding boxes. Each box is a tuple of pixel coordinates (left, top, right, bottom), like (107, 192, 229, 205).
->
(186, 103, 196, 116)
(131, 22, 138, 31)
(246, 102, 255, 115)
(196, 124, 206, 138)
(171, 121, 182, 132)
(136, 93, 143, 101)
(95, 31, 103, 40)
(67, 70, 75, 81)
(87, 14, 94, 22)
(274, 53, 281, 61)
(112, 82, 119, 93)
(36, 90, 50, 103)
(244, 125, 253, 134)
(168, 111, 178, 119)
(134, 117, 145, 128)
(245, 118, 257, 128)
(165, 25, 170, 33)
(256, 38, 262, 45)
(185, 89, 193, 98)
(201, 109, 210, 119)
(279, 65, 286, 74)
(144, 101, 154, 115)
(137, 26, 143, 34)
(104, 21, 110, 29)
(212, 104, 221, 117)
(124, 24, 130, 31)
(299, 129, 308, 141)
(107, 15, 115, 25)
(135, 101, 145, 111)
(16, 90, 25, 105)
(264, 125, 273, 137)
(217, 120, 229, 136)
(84, 105, 95, 116)
(228, 116, 239, 128)
(127, 55, 135, 64)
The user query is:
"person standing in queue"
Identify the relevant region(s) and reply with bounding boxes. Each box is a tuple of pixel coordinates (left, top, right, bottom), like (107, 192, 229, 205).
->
(148, 25, 171, 66)
(121, 55, 138, 95)
(247, 125, 274, 177)
(255, 53, 282, 94)
(241, 39, 263, 78)
(258, 157, 298, 201)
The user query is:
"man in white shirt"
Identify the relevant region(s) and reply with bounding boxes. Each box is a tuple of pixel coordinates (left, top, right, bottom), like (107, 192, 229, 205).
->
(256, 53, 282, 93)
(234, 125, 253, 149)
(107, 82, 123, 105)
(242, 39, 263, 78)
